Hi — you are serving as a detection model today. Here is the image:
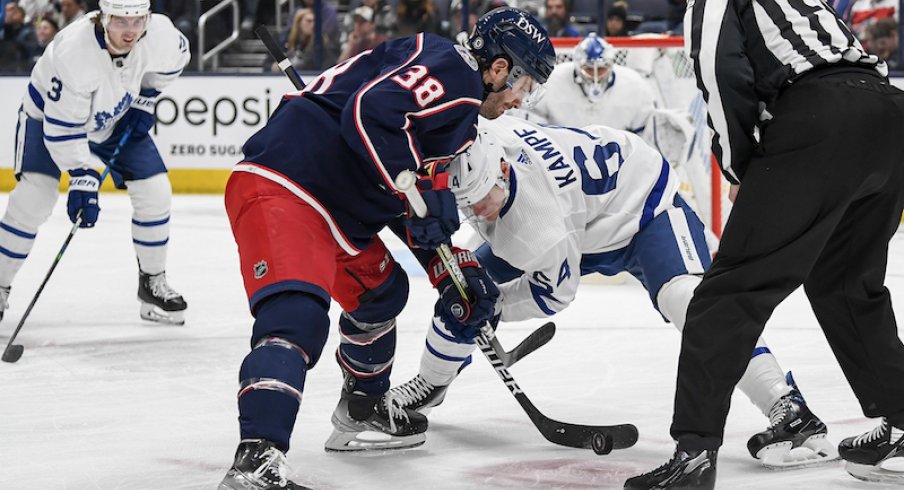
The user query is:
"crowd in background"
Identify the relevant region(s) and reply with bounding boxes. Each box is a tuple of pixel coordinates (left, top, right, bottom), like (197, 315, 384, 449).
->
(0, 0, 899, 72)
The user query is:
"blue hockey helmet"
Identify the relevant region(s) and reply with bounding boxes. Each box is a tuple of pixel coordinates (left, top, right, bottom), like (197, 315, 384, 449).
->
(468, 7, 557, 97)
(572, 33, 616, 101)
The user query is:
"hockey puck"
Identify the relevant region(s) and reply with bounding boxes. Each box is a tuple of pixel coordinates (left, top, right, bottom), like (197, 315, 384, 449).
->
(591, 432, 613, 455)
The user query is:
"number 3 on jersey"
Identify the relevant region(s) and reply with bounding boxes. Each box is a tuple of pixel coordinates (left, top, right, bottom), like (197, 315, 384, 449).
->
(391, 65, 445, 108)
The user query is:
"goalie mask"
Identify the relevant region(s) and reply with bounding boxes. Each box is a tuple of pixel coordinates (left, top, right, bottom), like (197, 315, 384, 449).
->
(572, 33, 616, 102)
(449, 131, 508, 208)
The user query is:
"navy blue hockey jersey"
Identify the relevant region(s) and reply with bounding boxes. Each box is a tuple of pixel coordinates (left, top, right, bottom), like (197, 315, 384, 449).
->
(239, 33, 484, 252)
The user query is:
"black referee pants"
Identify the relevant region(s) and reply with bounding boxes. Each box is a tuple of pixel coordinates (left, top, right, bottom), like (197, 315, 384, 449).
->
(671, 69, 904, 450)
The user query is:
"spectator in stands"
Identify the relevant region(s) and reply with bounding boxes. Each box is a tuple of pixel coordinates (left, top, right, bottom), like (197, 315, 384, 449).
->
(605, 3, 628, 36)
(338, 6, 386, 61)
(395, 0, 440, 37)
(866, 17, 899, 70)
(444, 0, 480, 39)
(543, 0, 580, 37)
(58, 0, 86, 29)
(286, 0, 340, 49)
(847, 0, 896, 42)
(17, 0, 52, 22)
(283, 7, 339, 71)
(360, 0, 395, 38)
(33, 14, 56, 56)
(1, 2, 37, 63)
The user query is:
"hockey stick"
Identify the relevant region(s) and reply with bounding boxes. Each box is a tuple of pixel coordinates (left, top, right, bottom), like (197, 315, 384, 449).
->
(396, 171, 638, 454)
(255, 25, 306, 90)
(493, 321, 556, 368)
(2, 129, 131, 363)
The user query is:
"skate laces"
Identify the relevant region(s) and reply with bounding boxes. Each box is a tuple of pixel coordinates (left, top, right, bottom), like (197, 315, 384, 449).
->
(382, 392, 411, 433)
(149, 273, 181, 301)
(251, 445, 290, 486)
(853, 419, 889, 447)
(390, 375, 434, 407)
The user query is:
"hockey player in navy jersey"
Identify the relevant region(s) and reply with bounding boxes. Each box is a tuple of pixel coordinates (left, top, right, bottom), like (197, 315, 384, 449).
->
(4, 0, 190, 325)
(390, 115, 837, 470)
(220, 8, 556, 489)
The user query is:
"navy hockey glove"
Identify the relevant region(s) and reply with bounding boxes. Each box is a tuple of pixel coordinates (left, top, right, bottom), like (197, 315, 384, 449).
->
(428, 247, 500, 341)
(404, 169, 460, 249)
(120, 107, 154, 136)
(67, 168, 102, 228)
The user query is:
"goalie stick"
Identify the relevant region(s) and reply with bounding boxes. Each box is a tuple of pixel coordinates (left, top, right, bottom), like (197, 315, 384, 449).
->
(396, 170, 638, 454)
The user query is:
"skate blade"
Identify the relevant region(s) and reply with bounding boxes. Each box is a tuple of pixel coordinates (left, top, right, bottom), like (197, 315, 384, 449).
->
(140, 303, 186, 326)
(846, 458, 904, 484)
(758, 434, 840, 470)
(323, 429, 425, 452)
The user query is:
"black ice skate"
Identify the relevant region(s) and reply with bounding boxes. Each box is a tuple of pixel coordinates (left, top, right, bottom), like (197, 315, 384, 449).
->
(138, 271, 187, 325)
(0, 285, 9, 321)
(387, 374, 450, 415)
(219, 439, 310, 490)
(839, 418, 904, 484)
(747, 372, 837, 469)
(624, 446, 717, 489)
(324, 388, 428, 452)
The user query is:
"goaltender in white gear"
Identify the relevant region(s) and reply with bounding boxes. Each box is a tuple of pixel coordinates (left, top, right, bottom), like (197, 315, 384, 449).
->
(3, 0, 190, 325)
(390, 116, 838, 469)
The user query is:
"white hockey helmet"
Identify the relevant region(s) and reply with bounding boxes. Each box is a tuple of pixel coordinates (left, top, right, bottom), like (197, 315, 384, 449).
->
(100, 0, 151, 17)
(572, 33, 616, 102)
(449, 131, 507, 207)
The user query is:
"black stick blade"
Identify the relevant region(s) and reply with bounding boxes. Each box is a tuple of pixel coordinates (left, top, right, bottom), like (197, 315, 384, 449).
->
(2, 344, 24, 363)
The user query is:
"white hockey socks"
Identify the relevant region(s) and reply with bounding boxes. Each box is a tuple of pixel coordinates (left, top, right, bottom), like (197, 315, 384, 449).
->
(127, 174, 172, 275)
(0, 172, 59, 287)
(419, 315, 478, 387)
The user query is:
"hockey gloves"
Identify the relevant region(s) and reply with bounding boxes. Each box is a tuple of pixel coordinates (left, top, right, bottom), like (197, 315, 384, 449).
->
(428, 247, 500, 341)
(404, 169, 460, 250)
(67, 168, 102, 228)
(120, 89, 159, 136)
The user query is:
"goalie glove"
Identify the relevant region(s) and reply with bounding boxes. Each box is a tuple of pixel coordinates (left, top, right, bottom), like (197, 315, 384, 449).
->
(428, 247, 500, 341)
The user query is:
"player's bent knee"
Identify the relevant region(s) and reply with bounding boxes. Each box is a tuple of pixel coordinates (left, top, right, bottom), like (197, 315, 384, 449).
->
(656, 274, 701, 331)
(5, 172, 60, 230)
(252, 291, 330, 368)
(350, 266, 409, 324)
(126, 173, 172, 219)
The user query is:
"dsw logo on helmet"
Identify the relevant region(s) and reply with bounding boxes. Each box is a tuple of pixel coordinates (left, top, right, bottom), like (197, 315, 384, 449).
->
(515, 16, 547, 44)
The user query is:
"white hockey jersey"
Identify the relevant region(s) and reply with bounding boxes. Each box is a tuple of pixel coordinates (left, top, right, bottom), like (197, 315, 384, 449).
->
(22, 13, 190, 171)
(527, 63, 657, 132)
(473, 116, 680, 322)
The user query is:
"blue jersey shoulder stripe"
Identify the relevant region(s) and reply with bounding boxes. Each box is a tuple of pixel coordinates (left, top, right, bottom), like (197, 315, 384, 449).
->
(156, 69, 182, 76)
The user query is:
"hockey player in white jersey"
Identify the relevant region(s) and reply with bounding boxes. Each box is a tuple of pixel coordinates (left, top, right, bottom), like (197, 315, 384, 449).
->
(4, 0, 189, 324)
(390, 115, 838, 469)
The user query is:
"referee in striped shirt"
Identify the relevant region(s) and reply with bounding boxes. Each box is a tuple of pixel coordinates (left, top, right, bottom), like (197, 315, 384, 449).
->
(626, 0, 904, 487)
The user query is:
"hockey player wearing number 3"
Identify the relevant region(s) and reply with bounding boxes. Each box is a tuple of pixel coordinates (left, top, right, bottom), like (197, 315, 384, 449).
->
(219, 8, 556, 490)
(2, 0, 190, 325)
(389, 115, 838, 470)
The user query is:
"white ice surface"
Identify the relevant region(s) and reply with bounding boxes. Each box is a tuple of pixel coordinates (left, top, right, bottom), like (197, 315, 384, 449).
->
(1, 194, 902, 489)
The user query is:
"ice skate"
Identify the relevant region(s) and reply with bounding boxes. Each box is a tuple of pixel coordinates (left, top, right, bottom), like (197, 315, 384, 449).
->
(387, 374, 450, 415)
(624, 446, 717, 489)
(138, 271, 187, 325)
(324, 389, 428, 452)
(747, 372, 838, 469)
(839, 418, 904, 484)
(219, 439, 310, 490)
(0, 285, 9, 322)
